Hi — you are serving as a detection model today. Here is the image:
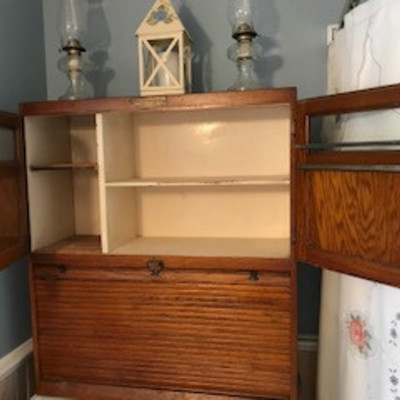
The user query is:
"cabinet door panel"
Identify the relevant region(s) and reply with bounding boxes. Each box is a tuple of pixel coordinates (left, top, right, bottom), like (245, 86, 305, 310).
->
(0, 111, 27, 270)
(297, 84, 400, 286)
(33, 264, 293, 399)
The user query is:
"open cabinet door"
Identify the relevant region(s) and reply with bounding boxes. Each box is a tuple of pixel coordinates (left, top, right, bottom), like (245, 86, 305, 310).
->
(0, 110, 28, 270)
(296, 84, 400, 287)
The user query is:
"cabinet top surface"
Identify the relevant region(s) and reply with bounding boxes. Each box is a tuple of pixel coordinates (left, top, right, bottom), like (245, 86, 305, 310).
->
(20, 88, 297, 117)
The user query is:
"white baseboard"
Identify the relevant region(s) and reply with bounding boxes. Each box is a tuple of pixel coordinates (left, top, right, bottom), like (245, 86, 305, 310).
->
(0, 338, 33, 381)
(0, 339, 34, 399)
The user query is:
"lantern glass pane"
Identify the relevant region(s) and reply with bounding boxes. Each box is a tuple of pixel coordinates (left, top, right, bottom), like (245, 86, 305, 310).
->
(142, 43, 157, 87)
(143, 38, 180, 88)
(184, 46, 191, 91)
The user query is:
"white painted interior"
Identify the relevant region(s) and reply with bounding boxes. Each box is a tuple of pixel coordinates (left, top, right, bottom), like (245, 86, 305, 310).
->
(137, 186, 289, 238)
(25, 115, 100, 250)
(113, 237, 290, 258)
(97, 105, 291, 256)
(26, 103, 291, 257)
(99, 106, 290, 183)
(70, 116, 100, 236)
(105, 187, 138, 253)
(98, 112, 136, 182)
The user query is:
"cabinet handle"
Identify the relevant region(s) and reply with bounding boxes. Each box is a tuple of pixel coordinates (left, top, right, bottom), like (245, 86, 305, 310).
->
(37, 265, 67, 282)
(248, 271, 260, 281)
(147, 260, 164, 277)
(57, 265, 67, 274)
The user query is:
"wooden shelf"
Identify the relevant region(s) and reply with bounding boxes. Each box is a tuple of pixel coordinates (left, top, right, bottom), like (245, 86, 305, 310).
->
(106, 175, 290, 188)
(34, 235, 101, 255)
(30, 162, 98, 171)
(111, 237, 291, 258)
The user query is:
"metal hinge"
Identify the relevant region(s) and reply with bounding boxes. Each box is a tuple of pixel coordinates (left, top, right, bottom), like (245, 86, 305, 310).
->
(291, 118, 297, 138)
(291, 232, 297, 246)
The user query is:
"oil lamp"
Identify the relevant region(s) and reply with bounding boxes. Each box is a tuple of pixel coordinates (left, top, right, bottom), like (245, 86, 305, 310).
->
(227, 0, 261, 91)
(57, 0, 93, 100)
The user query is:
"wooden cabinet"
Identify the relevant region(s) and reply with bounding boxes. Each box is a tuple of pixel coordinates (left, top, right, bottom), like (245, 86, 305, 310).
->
(32, 259, 292, 398)
(1, 85, 400, 399)
(20, 89, 297, 399)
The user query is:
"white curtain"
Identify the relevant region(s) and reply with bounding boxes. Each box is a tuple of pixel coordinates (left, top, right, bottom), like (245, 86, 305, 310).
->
(317, 0, 400, 399)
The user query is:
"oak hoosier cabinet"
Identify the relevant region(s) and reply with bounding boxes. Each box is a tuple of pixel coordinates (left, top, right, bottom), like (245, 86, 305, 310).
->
(0, 84, 400, 399)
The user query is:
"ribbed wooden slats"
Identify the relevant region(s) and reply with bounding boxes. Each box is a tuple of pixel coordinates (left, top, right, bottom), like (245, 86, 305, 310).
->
(34, 266, 292, 399)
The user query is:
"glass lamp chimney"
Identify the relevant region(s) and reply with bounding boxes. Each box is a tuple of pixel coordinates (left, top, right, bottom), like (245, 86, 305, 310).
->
(228, 0, 255, 37)
(57, 0, 88, 50)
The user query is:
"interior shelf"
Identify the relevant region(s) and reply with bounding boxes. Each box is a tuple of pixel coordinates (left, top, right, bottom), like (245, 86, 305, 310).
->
(110, 237, 291, 258)
(105, 175, 290, 188)
(30, 162, 98, 171)
(34, 235, 290, 260)
(35, 235, 101, 255)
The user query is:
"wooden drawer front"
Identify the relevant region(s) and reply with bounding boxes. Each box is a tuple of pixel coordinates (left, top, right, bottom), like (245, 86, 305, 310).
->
(33, 265, 292, 399)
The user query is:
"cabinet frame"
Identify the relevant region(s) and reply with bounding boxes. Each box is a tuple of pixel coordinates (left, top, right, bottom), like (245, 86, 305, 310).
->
(296, 83, 400, 287)
(0, 110, 28, 271)
(19, 89, 298, 400)
(1, 84, 398, 398)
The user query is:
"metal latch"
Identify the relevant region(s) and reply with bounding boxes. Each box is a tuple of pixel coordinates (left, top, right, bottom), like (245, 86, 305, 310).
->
(147, 260, 164, 276)
(248, 270, 260, 281)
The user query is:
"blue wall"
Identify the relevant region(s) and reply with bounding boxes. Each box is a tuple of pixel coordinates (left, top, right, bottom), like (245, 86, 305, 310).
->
(0, 260, 32, 357)
(0, 0, 47, 358)
(42, 0, 346, 335)
(43, 0, 346, 99)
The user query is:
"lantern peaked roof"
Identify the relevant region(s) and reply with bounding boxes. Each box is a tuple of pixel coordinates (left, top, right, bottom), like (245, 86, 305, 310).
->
(136, 0, 190, 36)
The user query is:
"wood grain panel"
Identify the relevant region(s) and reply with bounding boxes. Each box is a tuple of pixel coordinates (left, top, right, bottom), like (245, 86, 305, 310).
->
(297, 83, 400, 117)
(38, 381, 282, 400)
(21, 88, 296, 117)
(0, 111, 27, 270)
(0, 164, 21, 250)
(303, 170, 400, 281)
(33, 264, 292, 399)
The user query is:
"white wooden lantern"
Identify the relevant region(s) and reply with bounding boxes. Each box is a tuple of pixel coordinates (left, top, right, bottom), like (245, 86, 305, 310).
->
(136, 0, 192, 96)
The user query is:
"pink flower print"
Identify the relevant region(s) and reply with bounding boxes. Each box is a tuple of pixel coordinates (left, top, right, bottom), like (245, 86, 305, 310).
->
(349, 317, 367, 348)
(346, 312, 374, 358)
